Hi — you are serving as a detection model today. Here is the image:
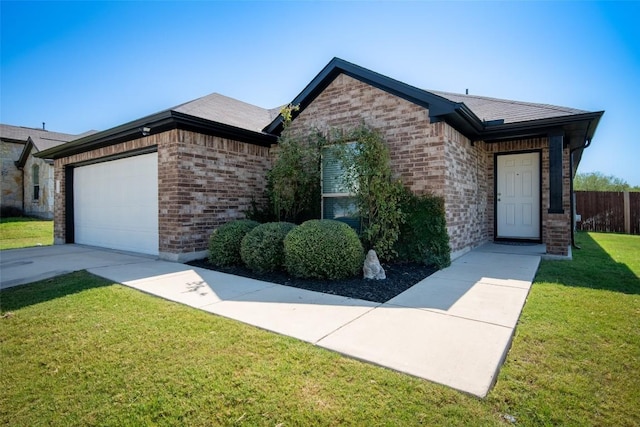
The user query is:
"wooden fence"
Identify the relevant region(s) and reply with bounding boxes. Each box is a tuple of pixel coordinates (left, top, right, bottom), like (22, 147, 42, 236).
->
(575, 191, 640, 235)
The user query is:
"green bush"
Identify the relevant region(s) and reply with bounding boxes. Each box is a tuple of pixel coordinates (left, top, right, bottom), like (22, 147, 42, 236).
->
(395, 191, 451, 269)
(284, 219, 365, 280)
(208, 219, 260, 267)
(240, 222, 296, 273)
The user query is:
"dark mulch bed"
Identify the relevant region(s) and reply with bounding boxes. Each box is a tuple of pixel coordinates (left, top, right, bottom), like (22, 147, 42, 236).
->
(186, 259, 437, 304)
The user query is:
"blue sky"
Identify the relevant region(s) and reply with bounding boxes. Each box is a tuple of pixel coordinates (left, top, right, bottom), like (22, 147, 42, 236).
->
(2, 1, 639, 185)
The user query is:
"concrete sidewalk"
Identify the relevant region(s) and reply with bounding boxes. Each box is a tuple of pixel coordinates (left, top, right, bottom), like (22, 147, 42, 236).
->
(0, 243, 540, 397)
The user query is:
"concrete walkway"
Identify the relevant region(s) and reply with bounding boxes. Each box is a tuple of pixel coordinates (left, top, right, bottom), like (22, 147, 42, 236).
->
(0, 243, 540, 397)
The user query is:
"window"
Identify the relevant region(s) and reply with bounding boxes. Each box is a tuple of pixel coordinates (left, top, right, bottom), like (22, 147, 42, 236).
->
(321, 144, 360, 229)
(32, 164, 40, 201)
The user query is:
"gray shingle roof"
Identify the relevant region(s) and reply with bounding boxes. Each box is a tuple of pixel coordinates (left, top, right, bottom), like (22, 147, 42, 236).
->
(171, 93, 282, 133)
(429, 90, 589, 124)
(0, 123, 96, 152)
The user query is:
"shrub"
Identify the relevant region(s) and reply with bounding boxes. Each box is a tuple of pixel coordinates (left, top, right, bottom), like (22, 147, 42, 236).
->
(241, 222, 296, 273)
(267, 105, 324, 223)
(208, 219, 260, 267)
(330, 124, 405, 261)
(284, 219, 365, 280)
(395, 191, 451, 269)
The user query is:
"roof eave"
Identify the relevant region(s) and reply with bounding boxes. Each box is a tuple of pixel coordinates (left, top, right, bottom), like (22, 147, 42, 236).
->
(35, 111, 277, 160)
(15, 137, 35, 168)
(479, 111, 604, 143)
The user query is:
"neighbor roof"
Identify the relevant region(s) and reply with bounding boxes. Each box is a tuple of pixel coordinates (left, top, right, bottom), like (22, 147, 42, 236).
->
(0, 124, 93, 152)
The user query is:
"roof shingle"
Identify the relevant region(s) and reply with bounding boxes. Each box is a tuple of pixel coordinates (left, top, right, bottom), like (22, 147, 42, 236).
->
(171, 93, 282, 133)
(428, 90, 589, 124)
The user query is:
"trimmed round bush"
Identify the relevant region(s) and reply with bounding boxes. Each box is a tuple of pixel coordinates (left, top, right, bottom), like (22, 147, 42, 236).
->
(284, 219, 365, 280)
(241, 222, 296, 273)
(208, 219, 260, 266)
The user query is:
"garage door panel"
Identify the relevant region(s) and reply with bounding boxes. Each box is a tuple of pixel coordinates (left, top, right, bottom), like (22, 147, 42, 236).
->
(74, 153, 158, 255)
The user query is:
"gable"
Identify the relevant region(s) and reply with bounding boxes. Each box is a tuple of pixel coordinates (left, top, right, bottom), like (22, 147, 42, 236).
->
(264, 58, 462, 135)
(290, 73, 429, 132)
(264, 57, 603, 153)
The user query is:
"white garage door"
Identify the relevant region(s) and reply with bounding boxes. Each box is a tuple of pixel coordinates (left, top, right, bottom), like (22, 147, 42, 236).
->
(74, 152, 159, 255)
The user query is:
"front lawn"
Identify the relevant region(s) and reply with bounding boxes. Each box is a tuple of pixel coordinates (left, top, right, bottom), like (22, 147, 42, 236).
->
(489, 232, 640, 425)
(0, 217, 53, 250)
(1, 232, 638, 426)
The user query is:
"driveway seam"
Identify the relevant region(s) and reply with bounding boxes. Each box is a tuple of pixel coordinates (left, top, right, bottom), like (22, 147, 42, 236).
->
(380, 302, 515, 330)
(314, 303, 381, 344)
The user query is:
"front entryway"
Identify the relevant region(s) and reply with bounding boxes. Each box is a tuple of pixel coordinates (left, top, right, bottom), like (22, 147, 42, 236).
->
(496, 152, 541, 240)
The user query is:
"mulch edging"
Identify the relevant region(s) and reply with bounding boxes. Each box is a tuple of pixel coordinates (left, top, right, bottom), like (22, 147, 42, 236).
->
(186, 259, 437, 304)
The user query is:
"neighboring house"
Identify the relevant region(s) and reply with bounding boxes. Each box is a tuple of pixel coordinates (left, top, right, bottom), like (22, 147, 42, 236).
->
(36, 58, 603, 262)
(0, 124, 94, 218)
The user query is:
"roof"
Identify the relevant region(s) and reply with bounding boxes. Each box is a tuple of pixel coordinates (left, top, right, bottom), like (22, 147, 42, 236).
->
(172, 93, 281, 133)
(263, 57, 603, 151)
(0, 123, 93, 152)
(37, 93, 280, 159)
(429, 90, 589, 124)
(37, 57, 603, 163)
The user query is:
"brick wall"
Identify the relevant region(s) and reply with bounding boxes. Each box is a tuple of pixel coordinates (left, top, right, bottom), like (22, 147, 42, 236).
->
(158, 130, 271, 260)
(286, 74, 573, 257)
(53, 129, 271, 261)
(287, 74, 446, 197)
(442, 123, 490, 256)
(287, 74, 491, 256)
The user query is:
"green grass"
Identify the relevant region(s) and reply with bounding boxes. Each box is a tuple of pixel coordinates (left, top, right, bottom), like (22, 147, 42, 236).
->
(0, 217, 53, 250)
(1, 232, 638, 426)
(489, 232, 640, 426)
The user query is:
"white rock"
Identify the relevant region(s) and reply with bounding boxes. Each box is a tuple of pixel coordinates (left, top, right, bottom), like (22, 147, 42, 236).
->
(363, 249, 386, 280)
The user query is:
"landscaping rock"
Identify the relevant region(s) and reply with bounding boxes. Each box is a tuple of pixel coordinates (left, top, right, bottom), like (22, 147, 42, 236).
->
(363, 250, 386, 280)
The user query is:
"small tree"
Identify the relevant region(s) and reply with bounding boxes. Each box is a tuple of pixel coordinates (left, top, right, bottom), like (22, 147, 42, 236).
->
(574, 172, 637, 191)
(333, 124, 405, 261)
(267, 105, 324, 222)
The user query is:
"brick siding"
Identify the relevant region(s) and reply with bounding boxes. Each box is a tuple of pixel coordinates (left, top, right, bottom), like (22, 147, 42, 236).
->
(442, 123, 490, 256)
(53, 129, 271, 261)
(158, 130, 271, 260)
(288, 74, 572, 256)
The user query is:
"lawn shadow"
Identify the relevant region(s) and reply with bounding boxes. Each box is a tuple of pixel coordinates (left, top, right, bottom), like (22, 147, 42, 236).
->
(536, 232, 640, 295)
(0, 271, 113, 312)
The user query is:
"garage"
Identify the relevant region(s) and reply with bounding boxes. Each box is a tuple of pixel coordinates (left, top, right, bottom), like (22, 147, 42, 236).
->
(73, 152, 159, 255)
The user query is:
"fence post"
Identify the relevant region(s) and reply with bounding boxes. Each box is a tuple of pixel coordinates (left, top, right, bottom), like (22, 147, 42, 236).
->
(624, 191, 631, 234)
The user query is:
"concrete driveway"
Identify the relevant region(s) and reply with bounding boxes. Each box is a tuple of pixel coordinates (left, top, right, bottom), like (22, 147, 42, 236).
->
(0, 244, 159, 289)
(0, 243, 540, 397)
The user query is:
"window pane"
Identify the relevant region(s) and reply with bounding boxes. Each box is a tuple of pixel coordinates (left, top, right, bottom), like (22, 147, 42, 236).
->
(323, 197, 360, 229)
(322, 147, 349, 194)
(32, 165, 40, 185)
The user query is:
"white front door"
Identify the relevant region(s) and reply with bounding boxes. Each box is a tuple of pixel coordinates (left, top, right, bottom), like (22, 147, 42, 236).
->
(496, 152, 540, 239)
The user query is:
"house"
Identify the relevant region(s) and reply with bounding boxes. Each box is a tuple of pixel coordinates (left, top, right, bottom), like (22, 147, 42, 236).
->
(0, 124, 94, 218)
(36, 58, 603, 261)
